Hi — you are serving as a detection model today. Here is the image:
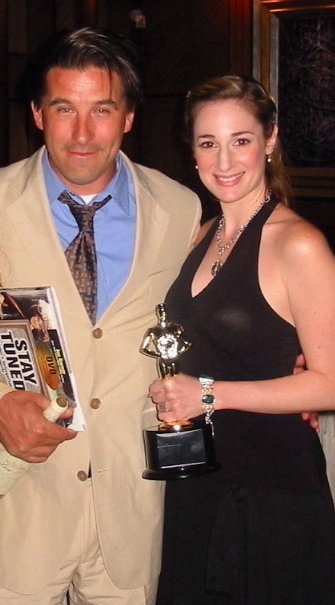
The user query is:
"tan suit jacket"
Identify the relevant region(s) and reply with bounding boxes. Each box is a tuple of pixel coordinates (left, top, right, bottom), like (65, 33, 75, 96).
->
(0, 147, 201, 593)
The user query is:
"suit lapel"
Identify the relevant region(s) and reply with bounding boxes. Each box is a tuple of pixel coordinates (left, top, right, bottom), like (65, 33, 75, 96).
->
(5, 148, 90, 324)
(99, 154, 169, 320)
(4, 148, 169, 327)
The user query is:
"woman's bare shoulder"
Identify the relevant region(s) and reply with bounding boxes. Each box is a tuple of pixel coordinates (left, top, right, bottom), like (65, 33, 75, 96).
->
(269, 204, 334, 264)
(268, 204, 330, 253)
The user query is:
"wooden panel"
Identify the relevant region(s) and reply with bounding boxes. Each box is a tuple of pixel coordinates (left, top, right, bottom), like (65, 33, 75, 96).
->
(191, 0, 231, 85)
(8, 102, 29, 163)
(143, 0, 191, 94)
(0, 0, 8, 167)
(141, 95, 186, 178)
(102, 0, 132, 34)
(143, 0, 231, 95)
(27, 0, 54, 51)
(55, 0, 78, 31)
(8, 0, 27, 54)
(229, 0, 253, 74)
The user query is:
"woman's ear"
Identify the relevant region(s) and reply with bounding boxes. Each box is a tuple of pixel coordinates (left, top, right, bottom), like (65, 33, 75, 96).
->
(265, 124, 278, 156)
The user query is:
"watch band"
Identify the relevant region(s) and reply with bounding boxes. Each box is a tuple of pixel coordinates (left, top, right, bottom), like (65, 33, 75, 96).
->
(199, 375, 215, 435)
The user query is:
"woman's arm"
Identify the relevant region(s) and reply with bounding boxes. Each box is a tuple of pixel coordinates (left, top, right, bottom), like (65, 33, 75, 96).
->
(149, 220, 335, 420)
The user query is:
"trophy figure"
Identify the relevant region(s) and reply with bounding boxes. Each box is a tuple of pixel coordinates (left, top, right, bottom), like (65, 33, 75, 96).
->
(140, 303, 219, 480)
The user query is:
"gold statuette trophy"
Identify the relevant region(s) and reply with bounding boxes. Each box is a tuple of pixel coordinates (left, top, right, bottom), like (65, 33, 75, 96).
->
(140, 303, 219, 479)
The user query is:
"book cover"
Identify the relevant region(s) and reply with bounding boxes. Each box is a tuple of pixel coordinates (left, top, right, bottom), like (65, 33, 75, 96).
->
(0, 286, 85, 431)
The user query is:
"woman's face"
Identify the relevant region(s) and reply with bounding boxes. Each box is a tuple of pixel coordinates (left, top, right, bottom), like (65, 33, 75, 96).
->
(192, 98, 277, 205)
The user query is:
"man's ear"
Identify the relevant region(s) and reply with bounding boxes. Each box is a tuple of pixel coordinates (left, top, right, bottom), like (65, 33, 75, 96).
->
(31, 102, 44, 131)
(124, 111, 135, 134)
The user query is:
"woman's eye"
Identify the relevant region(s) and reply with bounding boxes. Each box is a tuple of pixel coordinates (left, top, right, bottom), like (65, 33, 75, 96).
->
(198, 141, 215, 148)
(234, 138, 249, 146)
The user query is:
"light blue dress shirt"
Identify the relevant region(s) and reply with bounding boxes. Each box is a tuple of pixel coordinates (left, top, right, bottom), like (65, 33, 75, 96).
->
(42, 150, 136, 320)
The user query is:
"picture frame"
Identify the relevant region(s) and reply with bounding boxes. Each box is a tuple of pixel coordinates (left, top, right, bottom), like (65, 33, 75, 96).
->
(253, 1, 335, 198)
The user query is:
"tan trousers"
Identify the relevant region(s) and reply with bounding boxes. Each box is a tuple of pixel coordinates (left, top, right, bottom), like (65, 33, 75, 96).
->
(0, 480, 157, 605)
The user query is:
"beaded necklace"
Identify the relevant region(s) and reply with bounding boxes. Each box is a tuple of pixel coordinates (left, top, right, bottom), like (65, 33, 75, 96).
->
(211, 193, 271, 277)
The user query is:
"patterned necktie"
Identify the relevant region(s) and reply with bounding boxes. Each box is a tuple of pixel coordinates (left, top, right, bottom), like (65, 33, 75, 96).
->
(58, 191, 111, 324)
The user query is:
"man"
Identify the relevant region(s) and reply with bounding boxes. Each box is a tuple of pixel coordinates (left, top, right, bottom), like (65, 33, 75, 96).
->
(0, 27, 201, 604)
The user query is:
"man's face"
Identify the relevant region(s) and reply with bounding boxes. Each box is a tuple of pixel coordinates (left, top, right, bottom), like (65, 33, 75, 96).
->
(31, 66, 134, 195)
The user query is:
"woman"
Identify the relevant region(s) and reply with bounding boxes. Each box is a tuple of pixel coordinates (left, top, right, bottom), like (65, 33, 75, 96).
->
(149, 76, 335, 604)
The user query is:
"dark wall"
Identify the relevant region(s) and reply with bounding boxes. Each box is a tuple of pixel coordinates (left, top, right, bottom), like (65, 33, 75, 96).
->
(0, 0, 253, 219)
(1, 0, 333, 234)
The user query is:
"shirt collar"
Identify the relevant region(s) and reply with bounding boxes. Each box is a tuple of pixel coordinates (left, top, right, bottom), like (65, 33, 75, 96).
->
(42, 149, 131, 215)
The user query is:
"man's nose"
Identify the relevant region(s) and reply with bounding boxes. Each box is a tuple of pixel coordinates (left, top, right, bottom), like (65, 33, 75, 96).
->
(72, 114, 93, 144)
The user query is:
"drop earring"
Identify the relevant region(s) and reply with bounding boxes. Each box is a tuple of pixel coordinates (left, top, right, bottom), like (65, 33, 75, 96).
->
(266, 155, 272, 163)
(195, 164, 198, 170)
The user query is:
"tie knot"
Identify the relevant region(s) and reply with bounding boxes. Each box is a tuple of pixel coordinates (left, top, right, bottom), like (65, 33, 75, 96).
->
(58, 191, 112, 232)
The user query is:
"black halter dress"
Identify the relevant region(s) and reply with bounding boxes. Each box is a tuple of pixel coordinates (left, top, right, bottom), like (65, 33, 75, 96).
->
(156, 198, 335, 605)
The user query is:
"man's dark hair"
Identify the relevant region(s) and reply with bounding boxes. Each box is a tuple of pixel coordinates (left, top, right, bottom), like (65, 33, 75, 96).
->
(24, 26, 142, 111)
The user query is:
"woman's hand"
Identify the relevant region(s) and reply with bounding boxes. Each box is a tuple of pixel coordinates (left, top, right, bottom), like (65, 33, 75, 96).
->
(148, 373, 202, 421)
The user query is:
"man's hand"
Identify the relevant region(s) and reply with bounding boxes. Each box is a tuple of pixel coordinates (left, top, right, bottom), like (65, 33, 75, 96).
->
(301, 412, 319, 430)
(294, 354, 319, 430)
(0, 391, 77, 463)
(293, 353, 305, 375)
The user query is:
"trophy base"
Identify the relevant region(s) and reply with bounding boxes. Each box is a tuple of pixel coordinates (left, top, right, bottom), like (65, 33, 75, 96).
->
(142, 422, 220, 480)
